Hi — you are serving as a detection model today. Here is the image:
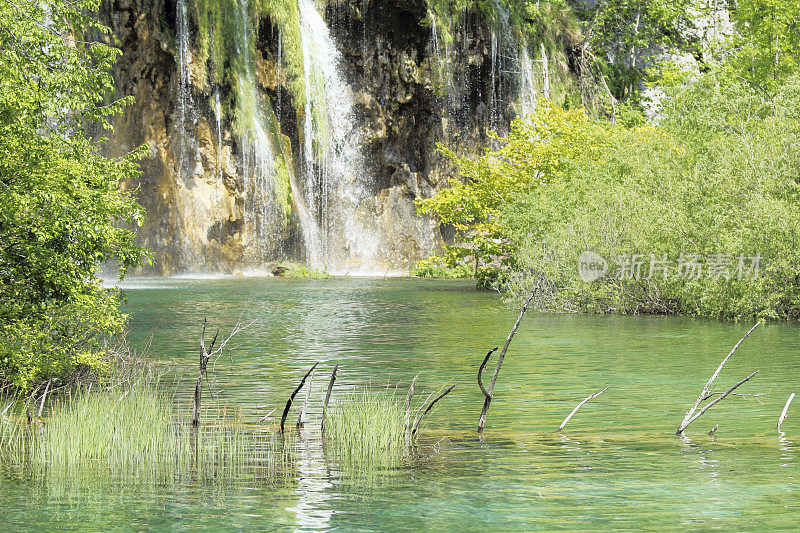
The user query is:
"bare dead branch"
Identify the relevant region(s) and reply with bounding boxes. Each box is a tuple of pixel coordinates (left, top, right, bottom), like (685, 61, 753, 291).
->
(412, 384, 457, 438)
(37, 378, 52, 418)
(778, 393, 795, 433)
(194, 318, 254, 426)
(677, 322, 760, 434)
(478, 348, 498, 399)
(321, 364, 338, 435)
(676, 370, 760, 434)
(280, 363, 318, 434)
(479, 288, 537, 431)
(404, 373, 419, 432)
(557, 386, 610, 432)
(297, 367, 315, 429)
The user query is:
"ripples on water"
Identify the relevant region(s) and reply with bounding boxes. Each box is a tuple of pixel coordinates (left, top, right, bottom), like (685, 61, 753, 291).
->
(3, 278, 799, 530)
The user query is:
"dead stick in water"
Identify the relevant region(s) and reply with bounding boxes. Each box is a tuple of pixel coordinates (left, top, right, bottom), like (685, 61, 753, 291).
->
(479, 288, 537, 431)
(404, 373, 419, 432)
(37, 378, 53, 418)
(280, 363, 318, 434)
(778, 393, 795, 433)
(676, 370, 760, 434)
(478, 348, 498, 400)
(321, 364, 338, 436)
(412, 384, 457, 438)
(297, 367, 315, 428)
(557, 386, 610, 432)
(677, 322, 760, 434)
(193, 319, 219, 426)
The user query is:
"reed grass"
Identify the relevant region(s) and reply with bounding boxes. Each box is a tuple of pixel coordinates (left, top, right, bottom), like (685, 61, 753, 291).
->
(0, 398, 29, 461)
(1, 383, 294, 484)
(324, 392, 408, 467)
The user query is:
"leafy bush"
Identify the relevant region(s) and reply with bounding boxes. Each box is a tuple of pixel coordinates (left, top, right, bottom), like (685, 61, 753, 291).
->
(410, 255, 474, 279)
(0, 0, 148, 390)
(502, 72, 800, 319)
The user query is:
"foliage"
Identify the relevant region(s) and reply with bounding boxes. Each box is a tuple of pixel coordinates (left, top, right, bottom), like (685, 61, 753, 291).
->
(0, 0, 148, 389)
(281, 262, 330, 278)
(573, 0, 694, 103)
(410, 255, 474, 279)
(726, 0, 800, 95)
(502, 71, 800, 319)
(416, 102, 602, 288)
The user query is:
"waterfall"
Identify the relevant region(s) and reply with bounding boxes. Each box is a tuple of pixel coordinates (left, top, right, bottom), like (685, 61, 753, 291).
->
(519, 40, 537, 118)
(297, 0, 378, 272)
(175, 0, 195, 179)
(214, 88, 222, 181)
(488, 0, 511, 130)
(232, 0, 319, 262)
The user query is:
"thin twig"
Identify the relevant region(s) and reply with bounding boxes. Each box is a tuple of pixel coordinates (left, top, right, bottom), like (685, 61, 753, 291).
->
(37, 378, 52, 418)
(479, 288, 537, 431)
(778, 393, 795, 433)
(677, 370, 760, 434)
(677, 322, 760, 434)
(321, 364, 338, 435)
(478, 348, 498, 399)
(412, 384, 457, 437)
(280, 363, 318, 434)
(557, 386, 610, 432)
(404, 373, 419, 431)
(297, 367, 315, 428)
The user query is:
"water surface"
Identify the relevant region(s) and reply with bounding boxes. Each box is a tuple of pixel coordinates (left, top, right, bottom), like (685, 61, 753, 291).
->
(3, 278, 798, 530)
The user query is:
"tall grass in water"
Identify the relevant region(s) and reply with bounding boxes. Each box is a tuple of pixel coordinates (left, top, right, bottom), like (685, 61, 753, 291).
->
(34, 385, 175, 471)
(21, 385, 293, 483)
(324, 392, 407, 469)
(0, 398, 29, 462)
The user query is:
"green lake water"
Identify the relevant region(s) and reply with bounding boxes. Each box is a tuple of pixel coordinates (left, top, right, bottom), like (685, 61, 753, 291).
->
(3, 277, 799, 530)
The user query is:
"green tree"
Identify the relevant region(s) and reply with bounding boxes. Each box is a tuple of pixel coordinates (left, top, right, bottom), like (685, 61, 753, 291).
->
(0, 0, 148, 389)
(415, 102, 609, 285)
(727, 0, 800, 94)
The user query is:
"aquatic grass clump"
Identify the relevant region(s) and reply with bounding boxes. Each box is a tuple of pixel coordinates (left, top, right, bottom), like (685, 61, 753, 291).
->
(33, 385, 177, 471)
(23, 385, 294, 483)
(0, 399, 29, 461)
(324, 392, 408, 467)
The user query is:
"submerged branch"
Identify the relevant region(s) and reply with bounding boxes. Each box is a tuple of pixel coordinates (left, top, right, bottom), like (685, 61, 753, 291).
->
(280, 363, 318, 434)
(478, 348, 498, 400)
(778, 393, 795, 433)
(557, 386, 610, 432)
(479, 288, 537, 431)
(676, 370, 760, 434)
(677, 322, 760, 434)
(404, 373, 419, 432)
(321, 364, 338, 436)
(412, 383, 457, 438)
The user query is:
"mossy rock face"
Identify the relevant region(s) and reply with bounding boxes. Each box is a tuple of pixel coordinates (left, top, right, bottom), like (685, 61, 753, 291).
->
(101, 0, 584, 274)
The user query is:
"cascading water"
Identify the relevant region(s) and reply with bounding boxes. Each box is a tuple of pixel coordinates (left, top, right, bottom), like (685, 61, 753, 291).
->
(232, 0, 318, 262)
(519, 40, 538, 118)
(297, 0, 379, 272)
(175, 0, 196, 179)
(214, 88, 222, 181)
(488, 0, 511, 130)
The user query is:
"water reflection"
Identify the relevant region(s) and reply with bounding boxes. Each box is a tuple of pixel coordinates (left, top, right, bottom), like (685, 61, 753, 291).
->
(288, 428, 334, 532)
